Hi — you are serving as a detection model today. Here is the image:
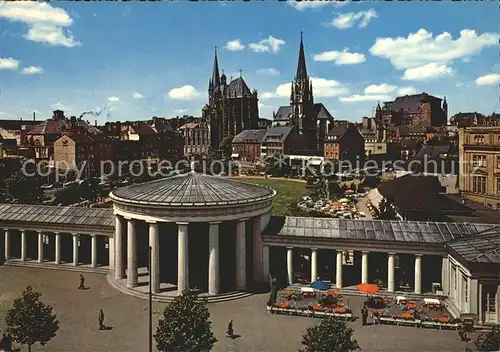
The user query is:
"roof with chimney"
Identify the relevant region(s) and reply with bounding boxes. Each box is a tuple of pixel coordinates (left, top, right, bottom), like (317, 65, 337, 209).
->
(232, 129, 267, 144)
(0, 120, 39, 131)
(384, 92, 442, 113)
(128, 122, 157, 136)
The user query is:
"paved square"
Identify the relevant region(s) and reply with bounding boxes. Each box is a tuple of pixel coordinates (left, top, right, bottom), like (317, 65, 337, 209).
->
(0, 266, 475, 351)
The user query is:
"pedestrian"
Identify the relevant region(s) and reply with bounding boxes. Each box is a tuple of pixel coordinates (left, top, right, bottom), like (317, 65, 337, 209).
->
(98, 309, 104, 330)
(226, 320, 234, 338)
(78, 274, 85, 290)
(361, 305, 368, 326)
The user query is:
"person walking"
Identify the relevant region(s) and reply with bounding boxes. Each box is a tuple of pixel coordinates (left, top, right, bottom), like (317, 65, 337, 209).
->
(98, 309, 104, 330)
(226, 320, 234, 338)
(361, 305, 368, 326)
(78, 274, 85, 290)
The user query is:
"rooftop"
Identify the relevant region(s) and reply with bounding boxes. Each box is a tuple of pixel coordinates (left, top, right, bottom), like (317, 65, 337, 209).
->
(111, 171, 275, 206)
(446, 226, 500, 264)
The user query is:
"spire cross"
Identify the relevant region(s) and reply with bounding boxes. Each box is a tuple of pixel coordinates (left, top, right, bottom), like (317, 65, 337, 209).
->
(214, 45, 217, 54)
(239, 69, 243, 77)
(300, 31, 303, 41)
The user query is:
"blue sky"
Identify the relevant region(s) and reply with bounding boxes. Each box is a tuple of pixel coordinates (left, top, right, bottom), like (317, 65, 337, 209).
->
(1, 1, 499, 123)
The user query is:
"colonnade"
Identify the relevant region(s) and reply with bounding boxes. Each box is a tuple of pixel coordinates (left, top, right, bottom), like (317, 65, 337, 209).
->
(3, 228, 103, 267)
(114, 215, 264, 295)
(280, 246, 427, 294)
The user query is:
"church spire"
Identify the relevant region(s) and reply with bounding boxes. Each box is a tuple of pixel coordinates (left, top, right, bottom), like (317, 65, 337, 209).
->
(296, 31, 308, 80)
(212, 46, 221, 88)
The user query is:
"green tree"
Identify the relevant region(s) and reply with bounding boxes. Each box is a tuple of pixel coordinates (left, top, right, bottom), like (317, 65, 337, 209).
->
(154, 289, 217, 352)
(220, 134, 233, 159)
(300, 317, 359, 352)
(55, 185, 81, 205)
(6, 286, 59, 352)
(475, 326, 500, 352)
(377, 198, 398, 220)
(2, 172, 44, 204)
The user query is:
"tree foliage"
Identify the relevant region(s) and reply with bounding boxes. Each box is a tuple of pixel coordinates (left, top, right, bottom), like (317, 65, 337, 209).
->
(6, 286, 59, 352)
(475, 326, 500, 352)
(300, 317, 359, 352)
(154, 289, 217, 352)
(2, 172, 44, 204)
(220, 135, 233, 159)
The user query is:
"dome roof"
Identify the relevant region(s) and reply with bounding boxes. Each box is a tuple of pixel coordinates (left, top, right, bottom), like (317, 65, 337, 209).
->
(111, 172, 275, 206)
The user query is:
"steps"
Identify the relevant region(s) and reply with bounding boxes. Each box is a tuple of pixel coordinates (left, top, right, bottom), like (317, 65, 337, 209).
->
(4, 260, 109, 275)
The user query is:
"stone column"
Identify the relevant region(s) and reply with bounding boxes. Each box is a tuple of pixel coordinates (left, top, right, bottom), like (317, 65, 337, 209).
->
(262, 245, 270, 282)
(208, 221, 220, 295)
(177, 222, 189, 294)
(361, 251, 369, 284)
(478, 283, 483, 324)
(91, 235, 97, 268)
(20, 230, 26, 262)
(4, 229, 10, 260)
(72, 233, 79, 266)
(148, 222, 160, 294)
(236, 219, 247, 290)
(54, 232, 61, 264)
(387, 252, 395, 293)
(114, 216, 125, 279)
(469, 278, 479, 314)
(414, 254, 422, 294)
(286, 247, 293, 285)
(127, 220, 138, 288)
(336, 250, 343, 289)
(441, 255, 449, 295)
(252, 216, 263, 284)
(311, 248, 318, 282)
(37, 232, 44, 263)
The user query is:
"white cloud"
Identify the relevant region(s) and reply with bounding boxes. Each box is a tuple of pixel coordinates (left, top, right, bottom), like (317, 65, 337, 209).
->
(248, 36, 285, 54)
(289, 0, 349, 11)
(397, 87, 417, 95)
(402, 63, 453, 81)
(132, 92, 144, 99)
(369, 29, 499, 70)
(364, 84, 396, 95)
(256, 68, 280, 76)
(313, 48, 366, 65)
(0, 2, 80, 47)
(168, 85, 200, 100)
(21, 66, 43, 75)
(262, 77, 350, 100)
(107, 96, 120, 102)
(339, 94, 391, 103)
(0, 57, 20, 70)
(475, 73, 500, 86)
(224, 39, 245, 51)
(330, 9, 377, 29)
(173, 109, 188, 114)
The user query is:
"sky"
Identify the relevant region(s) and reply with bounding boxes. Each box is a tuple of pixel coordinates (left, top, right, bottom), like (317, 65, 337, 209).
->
(0, 1, 499, 124)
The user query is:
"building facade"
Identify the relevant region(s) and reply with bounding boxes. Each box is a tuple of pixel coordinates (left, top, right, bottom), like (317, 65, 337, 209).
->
(261, 126, 297, 158)
(178, 121, 210, 157)
(232, 129, 267, 163)
(459, 126, 500, 208)
(324, 124, 365, 163)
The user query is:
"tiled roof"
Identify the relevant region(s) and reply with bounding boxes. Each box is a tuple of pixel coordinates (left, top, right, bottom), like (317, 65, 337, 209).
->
(274, 106, 292, 121)
(227, 77, 251, 97)
(0, 120, 39, 131)
(232, 129, 267, 143)
(131, 122, 157, 136)
(387, 93, 441, 113)
(313, 103, 334, 120)
(327, 126, 348, 138)
(263, 126, 294, 142)
(111, 172, 275, 206)
(446, 226, 500, 263)
(27, 119, 102, 136)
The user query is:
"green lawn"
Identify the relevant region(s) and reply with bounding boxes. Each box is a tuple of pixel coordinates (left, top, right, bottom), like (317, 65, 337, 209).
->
(234, 177, 309, 216)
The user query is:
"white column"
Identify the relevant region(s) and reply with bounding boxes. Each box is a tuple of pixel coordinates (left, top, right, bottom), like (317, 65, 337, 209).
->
(208, 221, 220, 295)
(311, 248, 318, 282)
(37, 232, 43, 263)
(361, 251, 369, 284)
(287, 247, 293, 285)
(114, 216, 125, 279)
(387, 252, 395, 293)
(72, 233, 79, 266)
(148, 222, 160, 294)
(20, 230, 26, 261)
(236, 219, 247, 290)
(478, 283, 483, 324)
(54, 233, 60, 264)
(414, 254, 422, 294)
(126, 220, 137, 288)
(91, 235, 97, 268)
(441, 256, 449, 295)
(262, 245, 270, 282)
(336, 250, 343, 289)
(177, 222, 189, 294)
(4, 229, 10, 260)
(252, 216, 263, 283)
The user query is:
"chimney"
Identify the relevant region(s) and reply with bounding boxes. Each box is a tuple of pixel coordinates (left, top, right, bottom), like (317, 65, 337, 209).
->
(33, 112, 36, 121)
(95, 120, 97, 127)
(70, 116, 77, 132)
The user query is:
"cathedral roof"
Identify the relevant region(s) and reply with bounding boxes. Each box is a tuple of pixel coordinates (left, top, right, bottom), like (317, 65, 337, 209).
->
(274, 106, 293, 121)
(273, 103, 334, 122)
(313, 103, 334, 120)
(296, 33, 308, 80)
(227, 77, 251, 97)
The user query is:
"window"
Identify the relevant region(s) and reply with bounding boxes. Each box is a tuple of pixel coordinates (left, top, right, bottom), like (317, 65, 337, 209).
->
(497, 156, 500, 169)
(474, 135, 485, 144)
(473, 176, 487, 194)
(464, 276, 468, 303)
(497, 178, 500, 194)
(472, 155, 487, 167)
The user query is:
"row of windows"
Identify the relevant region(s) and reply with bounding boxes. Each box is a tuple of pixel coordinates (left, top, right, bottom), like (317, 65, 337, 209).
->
(472, 176, 487, 194)
(471, 155, 500, 168)
(472, 134, 500, 144)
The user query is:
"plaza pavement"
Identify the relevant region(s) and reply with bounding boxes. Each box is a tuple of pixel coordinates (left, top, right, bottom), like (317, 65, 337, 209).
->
(0, 266, 475, 351)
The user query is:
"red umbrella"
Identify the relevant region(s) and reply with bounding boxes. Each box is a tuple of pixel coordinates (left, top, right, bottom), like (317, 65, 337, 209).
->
(357, 283, 380, 295)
